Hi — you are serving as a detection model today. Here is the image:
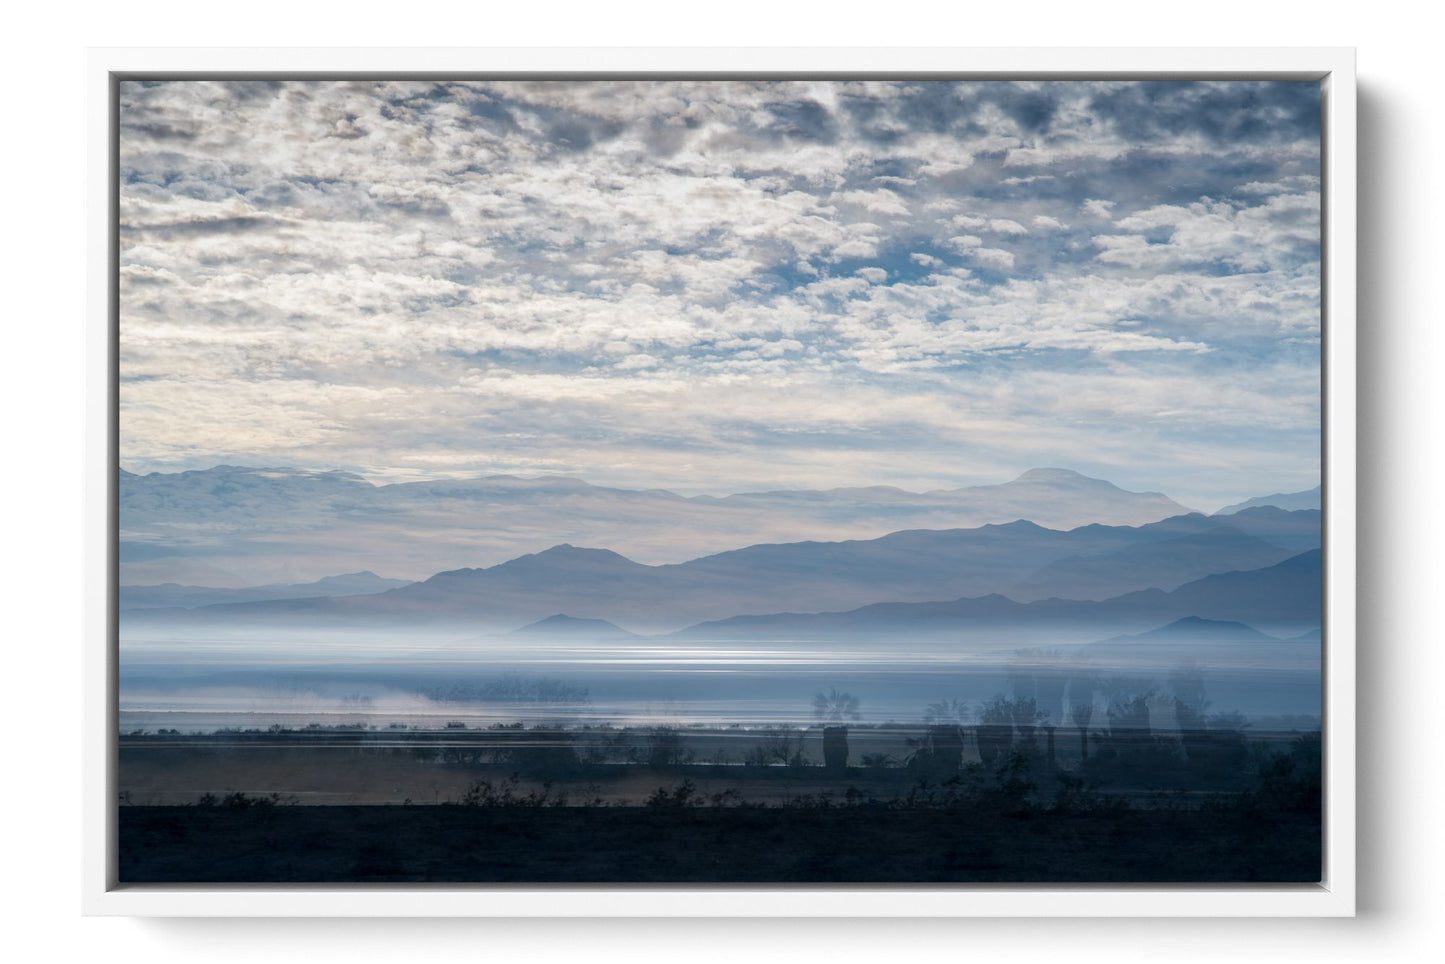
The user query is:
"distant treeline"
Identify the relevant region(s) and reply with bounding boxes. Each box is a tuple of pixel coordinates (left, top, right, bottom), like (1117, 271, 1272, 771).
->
(413, 672, 590, 705)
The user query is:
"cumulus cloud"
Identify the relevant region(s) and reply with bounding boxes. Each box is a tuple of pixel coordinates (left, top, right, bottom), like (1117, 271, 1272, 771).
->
(1097, 192, 1320, 272)
(118, 79, 1322, 505)
(969, 247, 1017, 270)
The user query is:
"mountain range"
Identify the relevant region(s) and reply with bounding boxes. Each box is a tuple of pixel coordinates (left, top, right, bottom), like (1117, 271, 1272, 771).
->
(119, 571, 412, 611)
(1215, 485, 1321, 515)
(118, 465, 1197, 586)
(122, 505, 1319, 635)
(511, 614, 640, 639)
(679, 550, 1322, 642)
(1095, 615, 1283, 645)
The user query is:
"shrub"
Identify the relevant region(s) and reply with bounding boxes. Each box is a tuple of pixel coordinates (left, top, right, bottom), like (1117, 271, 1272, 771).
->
(1251, 731, 1323, 813)
(645, 780, 702, 809)
(452, 775, 562, 807)
(643, 727, 692, 768)
(744, 726, 807, 767)
(216, 792, 282, 810)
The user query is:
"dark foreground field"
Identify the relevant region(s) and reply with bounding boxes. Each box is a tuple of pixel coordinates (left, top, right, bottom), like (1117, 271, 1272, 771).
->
(116, 723, 1323, 883)
(119, 802, 1319, 884)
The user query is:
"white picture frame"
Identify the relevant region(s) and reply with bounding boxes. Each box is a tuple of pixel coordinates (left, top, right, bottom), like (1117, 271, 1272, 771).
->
(83, 46, 1356, 917)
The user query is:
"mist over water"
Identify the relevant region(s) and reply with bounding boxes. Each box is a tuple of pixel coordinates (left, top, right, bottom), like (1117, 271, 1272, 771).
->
(120, 628, 1320, 733)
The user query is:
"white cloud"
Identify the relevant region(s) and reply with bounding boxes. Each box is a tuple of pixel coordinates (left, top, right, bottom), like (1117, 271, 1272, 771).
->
(1098, 193, 1320, 272)
(970, 247, 1016, 270)
(829, 237, 880, 260)
(834, 188, 911, 217)
(1236, 175, 1321, 195)
(614, 353, 661, 370)
(117, 79, 1322, 511)
(918, 158, 975, 177)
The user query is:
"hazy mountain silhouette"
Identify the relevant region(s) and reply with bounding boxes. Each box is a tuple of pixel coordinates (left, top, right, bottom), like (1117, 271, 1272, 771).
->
(1215, 485, 1321, 515)
(511, 614, 639, 639)
(1199, 506, 1322, 552)
(119, 571, 413, 610)
(1007, 528, 1299, 601)
(123, 511, 1318, 633)
(119, 464, 1197, 585)
(677, 550, 1322, 641)
(1094, 615, 1278, 645)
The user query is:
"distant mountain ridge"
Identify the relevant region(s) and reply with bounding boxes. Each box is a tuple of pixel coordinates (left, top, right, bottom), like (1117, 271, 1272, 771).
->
(1006, 524, 1303, 601)
(1095, 616, 1279, 645)
(1216, 485, 1321, 515)
(511, 614, 639, 639)
(119, 571, 413, 610)
(124, 510, 1319, 635)
(118, 464, 1196, 586)
(677, 550, 1322, 642)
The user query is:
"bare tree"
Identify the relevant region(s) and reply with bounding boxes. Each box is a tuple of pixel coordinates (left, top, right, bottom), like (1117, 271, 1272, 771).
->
(745, 726, 808, 767)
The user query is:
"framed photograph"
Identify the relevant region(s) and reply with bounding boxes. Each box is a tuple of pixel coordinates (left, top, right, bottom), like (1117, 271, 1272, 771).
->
(84, 47, 1355, 916)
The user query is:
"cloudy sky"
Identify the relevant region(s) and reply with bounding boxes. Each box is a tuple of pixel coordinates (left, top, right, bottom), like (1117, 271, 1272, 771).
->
(118, 79, 1321, 510)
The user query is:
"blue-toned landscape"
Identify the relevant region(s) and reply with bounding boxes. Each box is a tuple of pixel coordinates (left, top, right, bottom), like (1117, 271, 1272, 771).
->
(117, 79, 1323, 882)
(120, 466, 1321, 733)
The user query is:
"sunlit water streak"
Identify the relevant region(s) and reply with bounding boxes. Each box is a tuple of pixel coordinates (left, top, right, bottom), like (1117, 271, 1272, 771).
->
(119, 629, 1321, 733)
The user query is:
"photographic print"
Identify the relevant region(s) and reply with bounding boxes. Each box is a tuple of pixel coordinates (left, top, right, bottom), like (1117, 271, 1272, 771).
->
(115, 76, 1325, 884)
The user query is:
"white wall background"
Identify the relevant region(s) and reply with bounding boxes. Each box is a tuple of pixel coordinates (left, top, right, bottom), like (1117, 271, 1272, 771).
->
(2, 3, 1440, 960)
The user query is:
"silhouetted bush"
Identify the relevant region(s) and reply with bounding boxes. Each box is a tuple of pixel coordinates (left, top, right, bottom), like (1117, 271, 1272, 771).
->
(906, 724, 966, 777)
(859, 752, 898, 770)
(192, 791, 295, 810)
(1049, 772, 1131, 815)
(452, 775, 565, 807)
(645, 780, 702, 809)
(744, 726, 807, 767)
(1246, 732, 1322, 813)
(709, 788, 745, 808)
(983, 750, 1037, 814)
(894, 750, 1039, 814)
(642, 727, 693, 768)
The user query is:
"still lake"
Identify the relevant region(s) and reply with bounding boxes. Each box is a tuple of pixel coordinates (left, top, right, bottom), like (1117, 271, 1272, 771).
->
(119, 631, 1321, 733)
